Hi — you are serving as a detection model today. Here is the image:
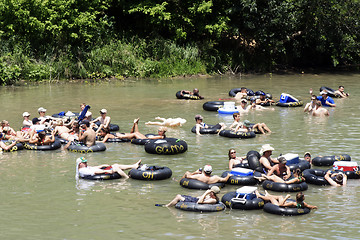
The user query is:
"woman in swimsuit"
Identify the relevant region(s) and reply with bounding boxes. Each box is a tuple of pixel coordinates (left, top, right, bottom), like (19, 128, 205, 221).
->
(228, 148, 247, 170)
(255, 191, 317, 209)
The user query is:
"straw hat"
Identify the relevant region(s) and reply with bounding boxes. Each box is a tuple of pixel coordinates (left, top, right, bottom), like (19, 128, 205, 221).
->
(260, 144, 274, 155)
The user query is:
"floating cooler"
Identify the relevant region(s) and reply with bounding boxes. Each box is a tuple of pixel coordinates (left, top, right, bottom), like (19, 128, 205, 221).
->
(218, 102, 239, 114)
(232, 186, 258, 204)
(333, 161, 358, 172)
(279, 93, 299, 103)
(230, 167, 254, 176)
(282, 153, 300, 165)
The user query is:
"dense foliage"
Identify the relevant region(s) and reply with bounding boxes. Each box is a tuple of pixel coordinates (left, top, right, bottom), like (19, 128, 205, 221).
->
(0, 0, 359, 84)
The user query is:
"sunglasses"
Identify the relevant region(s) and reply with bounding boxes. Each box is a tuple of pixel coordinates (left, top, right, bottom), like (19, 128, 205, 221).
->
(230, 151, 236, 154)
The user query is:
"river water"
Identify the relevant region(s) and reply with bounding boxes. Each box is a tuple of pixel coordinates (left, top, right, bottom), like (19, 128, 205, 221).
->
(0, 73, 359, 239)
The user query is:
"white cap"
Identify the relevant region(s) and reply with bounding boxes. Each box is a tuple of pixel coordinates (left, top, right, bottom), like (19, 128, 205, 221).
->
(23, 112, 30, 117)
(100, 109, 107, 114)
(38, 107, 47, 113)
(203, 165, 212, 173)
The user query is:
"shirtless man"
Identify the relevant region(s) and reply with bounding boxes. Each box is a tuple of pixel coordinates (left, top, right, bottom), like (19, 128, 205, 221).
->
(76, 157, 142, 179)
(78, 120, 96, 147)
(181, 165, 233, 184)
(52, 120, 77, 141)
(229, 112, 243, 131)
(145, 117, 186, 127)
(234, 88, 248, 99)
(90, 109, 111, 133)
(266, 157, 291, 181)
(237, 99, 251, 113)
(259, 144, 279, 173)
(334, 86, 349, 98)
(304, 95, 317, 113)
(312, 101, 330, 117)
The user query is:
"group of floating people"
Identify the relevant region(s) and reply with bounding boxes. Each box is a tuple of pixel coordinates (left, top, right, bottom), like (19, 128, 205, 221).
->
(1, 84, 353, 216)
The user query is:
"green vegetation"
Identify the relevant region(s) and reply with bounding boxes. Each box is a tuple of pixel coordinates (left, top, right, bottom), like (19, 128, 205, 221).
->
(0, 0, 359, 84)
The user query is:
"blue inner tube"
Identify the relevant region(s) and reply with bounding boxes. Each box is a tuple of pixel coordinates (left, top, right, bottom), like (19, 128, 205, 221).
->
(176, 91, 203, 100)
(262, 180, 308, 192)
(23, 140, 62, 151)
(191, 125, 222, 134)
(312, 154, 351, 166)
(175, 201, 225, 212)
(263, 202, 311, 216)
(221, 191, 264, 210)
(203, 101, 224, 111)
(219, 130, 256, 139)
(221, 170, 260, 185)
(1, 141, 24, 152)
(129, 166, 172, 180)
(180, 178, 225, 190)
(67, 142, 106, 153)
(144, 138, 187, 155)
(302, 169, 330, 185)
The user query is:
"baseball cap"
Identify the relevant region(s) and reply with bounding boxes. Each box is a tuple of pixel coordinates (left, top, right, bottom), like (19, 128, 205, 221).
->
(23, 112, 30, 117)
(320, 91, 327, 95)
(32, 118, 40, 124)
(100, 109, 107, 114)
(38, 107, 47, 112)
(210, 186, 220, 194)
(203, 165, 212, 173)
(195, 115, 203, 120)
(80, 157, 87, 163)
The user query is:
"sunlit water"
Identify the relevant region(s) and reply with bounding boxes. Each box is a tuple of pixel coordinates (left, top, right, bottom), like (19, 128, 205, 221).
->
(0, 73, 359, 239)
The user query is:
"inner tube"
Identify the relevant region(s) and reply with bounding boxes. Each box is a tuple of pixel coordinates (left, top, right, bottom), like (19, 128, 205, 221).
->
(175, 201, 225, 212)
(203, 101, 224, 111)
(221, 171, 260, 185)
(176, 91, 202, 100)
(67, 142, 106, 153)
(94, 122, 120, 132)
(131, 134, 157, 145)
(333, 169, 360, 179)
(262, 180, 308, 192)
(219, 130, 256, 139)
(180, 178, 225, 190)
(81, 171, 121, 181)
(312, 154, 351, 166)
(263, 202, 311, 216)
(221, 191, 264, 210)
(247, 150, 263, 173)
(23, 140, 62, 151)
(288, 160, 311, 171)
(228, 88, 255, 97)
(1, 141, 24, 152)
(191, 125, 222, 134)
(302, 169, 330, 185)
(276, 101, 303, 107)
(320, 86, 338, 98)
(129, 166, 172, 180)
(144, 138, 187, 155)
(96, 135, 130, 143)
